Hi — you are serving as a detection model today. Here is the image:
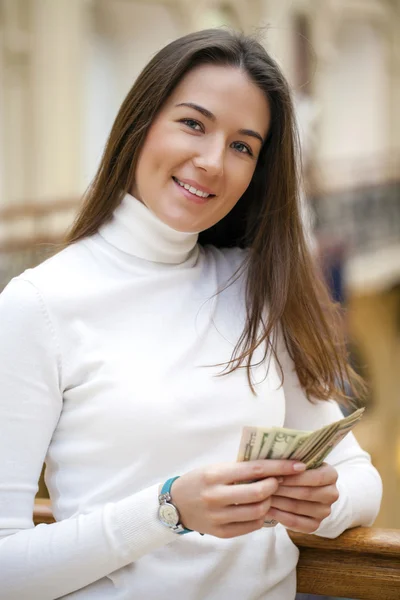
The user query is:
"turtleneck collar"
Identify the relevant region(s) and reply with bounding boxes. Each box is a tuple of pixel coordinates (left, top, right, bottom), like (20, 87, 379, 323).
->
(97, 193, 199, 264)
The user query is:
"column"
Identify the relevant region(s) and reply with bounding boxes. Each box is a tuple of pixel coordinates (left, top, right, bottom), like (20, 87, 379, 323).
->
(29, 0, 89, 201)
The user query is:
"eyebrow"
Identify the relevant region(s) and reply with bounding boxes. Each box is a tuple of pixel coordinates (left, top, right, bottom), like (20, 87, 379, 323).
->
(175, 102, 265, 145)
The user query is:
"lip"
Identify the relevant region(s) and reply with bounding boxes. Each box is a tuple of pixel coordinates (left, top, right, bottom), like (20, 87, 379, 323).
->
(173, 176, 216, 196)
(172, 177, 213, 205)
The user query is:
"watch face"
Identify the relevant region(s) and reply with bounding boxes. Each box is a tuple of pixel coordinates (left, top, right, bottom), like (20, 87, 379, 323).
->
(159, 503, 179, 527)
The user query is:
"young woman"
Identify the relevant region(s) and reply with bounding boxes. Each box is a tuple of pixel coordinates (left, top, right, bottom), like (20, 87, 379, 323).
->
(0, 29, 381, 599)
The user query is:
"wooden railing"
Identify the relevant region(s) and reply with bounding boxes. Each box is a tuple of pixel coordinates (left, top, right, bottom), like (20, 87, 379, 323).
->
(33, 499, 400, 599)
(0, 198, 79, 292)
(0, 198, 78, 252)
(289, 528, 400, 599)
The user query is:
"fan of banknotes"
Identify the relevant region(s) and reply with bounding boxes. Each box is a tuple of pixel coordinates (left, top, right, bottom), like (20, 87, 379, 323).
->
(237, 407, 365, 469)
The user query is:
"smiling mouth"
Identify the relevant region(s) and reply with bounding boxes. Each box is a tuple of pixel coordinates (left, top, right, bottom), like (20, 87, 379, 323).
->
(172, 176, 216, 199)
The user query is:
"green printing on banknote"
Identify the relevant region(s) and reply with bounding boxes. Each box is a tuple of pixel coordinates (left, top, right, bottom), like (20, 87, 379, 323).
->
(237, 408, 365, 469)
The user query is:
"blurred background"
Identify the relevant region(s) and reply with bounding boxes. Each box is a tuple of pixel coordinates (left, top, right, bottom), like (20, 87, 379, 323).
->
(0, 0, 399, 532)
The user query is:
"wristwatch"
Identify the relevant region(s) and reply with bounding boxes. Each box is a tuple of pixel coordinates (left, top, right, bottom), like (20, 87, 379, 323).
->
(158, 476, 193, 535)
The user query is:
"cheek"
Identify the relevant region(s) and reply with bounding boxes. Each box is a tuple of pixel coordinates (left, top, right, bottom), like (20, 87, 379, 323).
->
(139, 141, 162, 175)
(226, 163, 255, 200)
(214, 169, 254, 223)
(143, 135, 186, 179)
(137, 125, 171, 175)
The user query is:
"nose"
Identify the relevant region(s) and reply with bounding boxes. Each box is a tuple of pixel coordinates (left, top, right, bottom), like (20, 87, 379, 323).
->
(192, 137, 225, 177)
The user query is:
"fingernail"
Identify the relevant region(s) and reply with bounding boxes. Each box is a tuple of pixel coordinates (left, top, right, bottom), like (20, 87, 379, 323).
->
(277, 477, 284, 483)
(293, 462, 306, 472)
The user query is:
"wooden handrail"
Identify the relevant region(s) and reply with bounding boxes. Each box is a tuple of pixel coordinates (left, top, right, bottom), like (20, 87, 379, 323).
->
(33, 498, 54, 525)
(0, 198, 78, 254)
(289, 528, 400, 599)
(33, 500, 400, 598)
(0, 198, 79, 220)
(0, 235, 62, 254)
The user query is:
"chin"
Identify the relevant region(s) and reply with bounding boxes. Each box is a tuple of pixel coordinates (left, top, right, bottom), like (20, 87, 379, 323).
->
(156, 205, 201, 234)
(165, 217, 200, 234)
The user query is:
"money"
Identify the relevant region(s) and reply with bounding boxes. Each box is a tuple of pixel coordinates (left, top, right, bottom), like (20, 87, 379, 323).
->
(236, 426, 265, 462)
(237, 408, 365, 469)
(260, 428, 309, 460)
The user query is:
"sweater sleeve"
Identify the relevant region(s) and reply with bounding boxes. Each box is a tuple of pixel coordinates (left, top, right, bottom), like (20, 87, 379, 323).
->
(0, 278, 177, 600)
(279, 335, 382, 539)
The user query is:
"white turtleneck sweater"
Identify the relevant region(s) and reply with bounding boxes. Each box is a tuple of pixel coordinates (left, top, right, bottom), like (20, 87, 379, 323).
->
(0, 193, 382, 600)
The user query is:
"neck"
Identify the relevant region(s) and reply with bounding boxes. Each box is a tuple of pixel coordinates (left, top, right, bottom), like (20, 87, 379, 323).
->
(98, 193, 199, 264)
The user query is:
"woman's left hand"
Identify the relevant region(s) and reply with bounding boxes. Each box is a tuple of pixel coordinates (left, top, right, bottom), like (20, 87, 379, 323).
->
(264, 463, 339, 533)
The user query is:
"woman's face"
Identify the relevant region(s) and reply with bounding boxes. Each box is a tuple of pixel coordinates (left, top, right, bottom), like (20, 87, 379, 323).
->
(131, 64, 271, 233)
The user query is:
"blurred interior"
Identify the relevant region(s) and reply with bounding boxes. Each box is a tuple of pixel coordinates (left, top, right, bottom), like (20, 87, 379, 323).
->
(0, 0, 399, 531)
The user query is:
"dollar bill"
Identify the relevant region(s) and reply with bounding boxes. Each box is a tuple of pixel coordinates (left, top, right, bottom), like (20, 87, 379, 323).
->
(236, 426, 273, 462)
(263, 429, 309, 460)
(304, 416, 363, 468)
(237, 408, 365, 469)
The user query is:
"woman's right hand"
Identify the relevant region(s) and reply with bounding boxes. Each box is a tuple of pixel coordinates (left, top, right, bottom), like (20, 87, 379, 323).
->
(170, 459, 306, 538)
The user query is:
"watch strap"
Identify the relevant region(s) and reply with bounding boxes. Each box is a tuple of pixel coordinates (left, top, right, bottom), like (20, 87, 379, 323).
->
(160, 476, 193, 534)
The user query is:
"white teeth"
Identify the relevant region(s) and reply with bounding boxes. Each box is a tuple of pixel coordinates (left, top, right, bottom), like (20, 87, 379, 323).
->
(175, 178, 211, 198)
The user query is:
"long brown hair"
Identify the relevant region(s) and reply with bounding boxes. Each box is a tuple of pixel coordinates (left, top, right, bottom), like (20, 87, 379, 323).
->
(64, 28, 364, 403)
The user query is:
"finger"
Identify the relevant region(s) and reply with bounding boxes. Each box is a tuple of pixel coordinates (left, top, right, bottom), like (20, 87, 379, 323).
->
(266, 508, 320, 534)
(214, 498, 273, 525)
(208, 460, 306, 485)
(219, 477, 280, 505)
(216, 518, 266, 539)
(270, 495, 332, 520)
(278, 465, 338, 487)
(275, 484, 340, 505)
